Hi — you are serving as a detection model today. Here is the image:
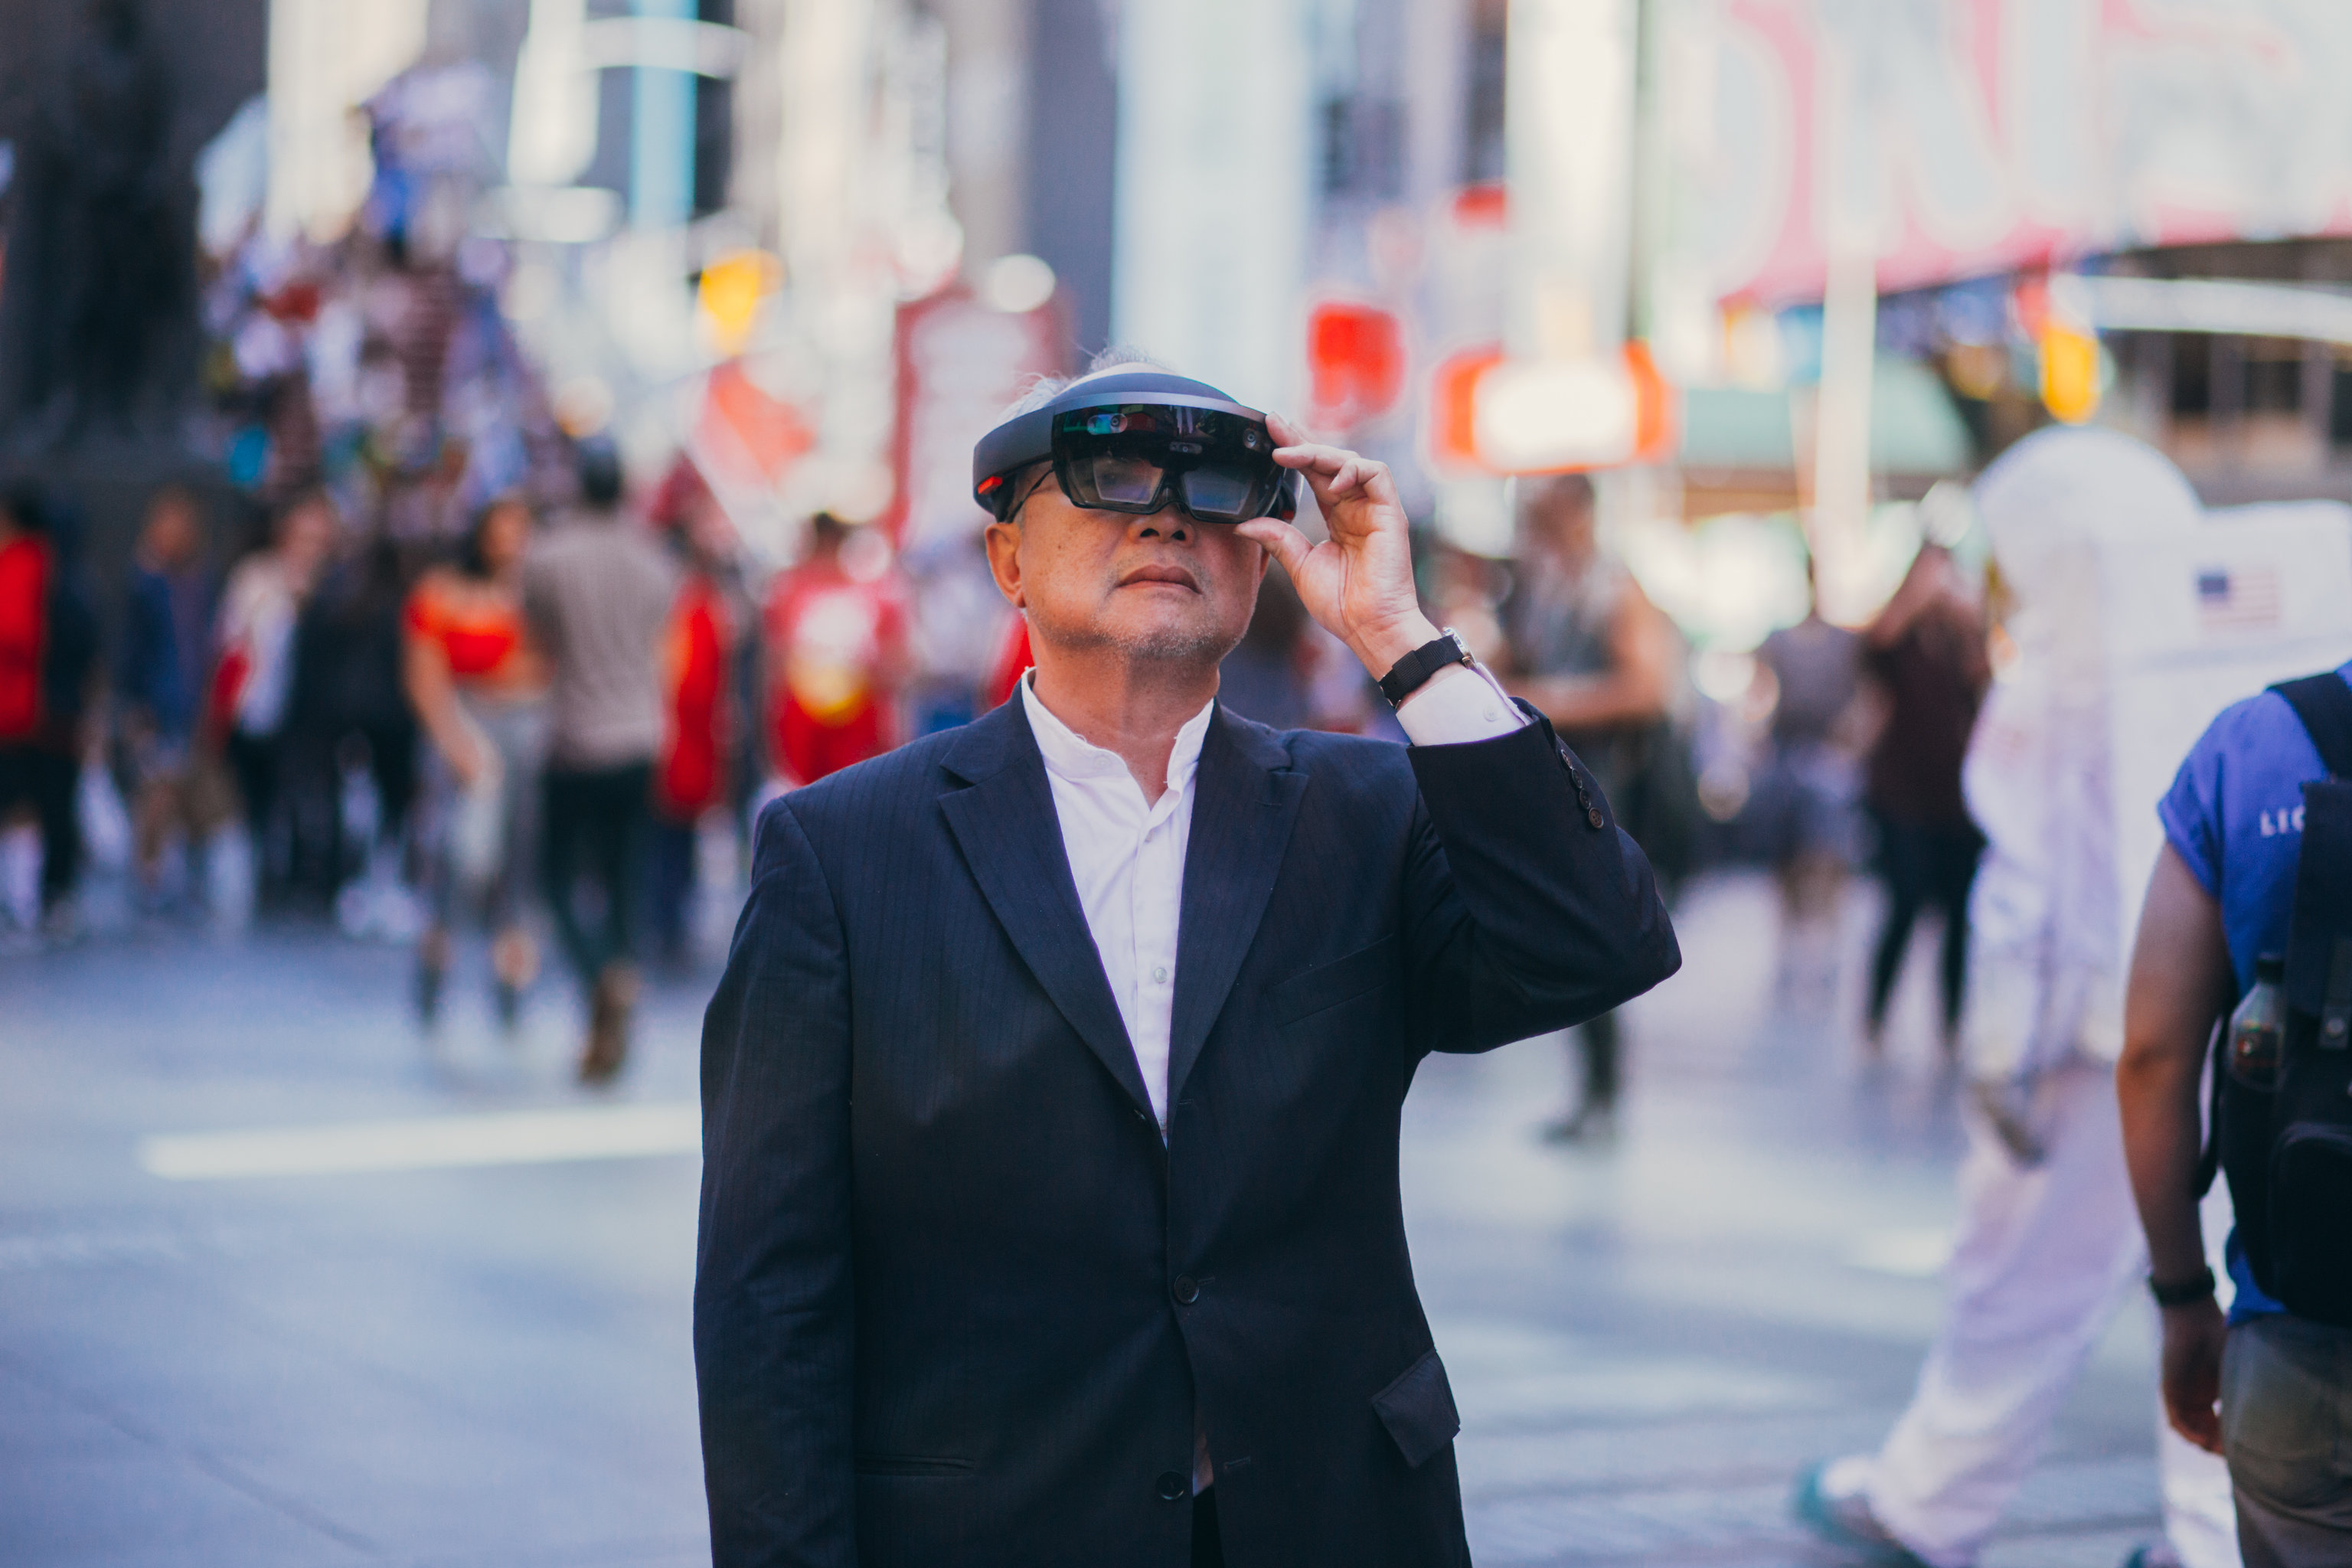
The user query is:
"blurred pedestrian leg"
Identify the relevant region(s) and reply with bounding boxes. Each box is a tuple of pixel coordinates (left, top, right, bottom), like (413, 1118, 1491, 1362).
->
(541, 761, 650, 1078)
(1865, 814, 1982, 1050)
(1805, 1064, 2234, 1568)
(0, 746, 77, 920)
(1530, 1018, 1622, 1147)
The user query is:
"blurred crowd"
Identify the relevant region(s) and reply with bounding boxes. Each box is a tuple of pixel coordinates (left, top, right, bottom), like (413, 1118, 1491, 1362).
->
(4, 423, 2001, 1126)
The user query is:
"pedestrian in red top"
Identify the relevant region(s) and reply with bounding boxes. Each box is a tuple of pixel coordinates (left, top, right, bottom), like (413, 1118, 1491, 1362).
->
(760, 511, 910, 789)
(0, 485, 98, 933)
(648, 464, 744, 965)
(402, 495, 550, 1029)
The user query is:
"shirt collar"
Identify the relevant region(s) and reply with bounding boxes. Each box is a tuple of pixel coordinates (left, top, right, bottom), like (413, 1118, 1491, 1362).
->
(1021, 671, 1215, 799)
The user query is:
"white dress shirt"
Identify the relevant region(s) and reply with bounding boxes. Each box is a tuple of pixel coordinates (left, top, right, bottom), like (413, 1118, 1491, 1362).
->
(1019, 658, 1524, 1132)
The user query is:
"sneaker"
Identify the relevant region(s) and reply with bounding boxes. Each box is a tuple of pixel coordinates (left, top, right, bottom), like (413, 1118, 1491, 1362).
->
(1791, 1462, 1931, 1567)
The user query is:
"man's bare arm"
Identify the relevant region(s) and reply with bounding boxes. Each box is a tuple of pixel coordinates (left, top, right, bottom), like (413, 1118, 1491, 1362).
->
(2118, 844, 2236, 1452)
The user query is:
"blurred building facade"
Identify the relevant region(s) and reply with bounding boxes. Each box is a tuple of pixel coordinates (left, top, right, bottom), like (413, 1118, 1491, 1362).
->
(13, 2, 2352, 610)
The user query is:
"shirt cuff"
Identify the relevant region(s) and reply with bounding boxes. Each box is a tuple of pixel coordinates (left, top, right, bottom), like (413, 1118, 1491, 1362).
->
(1394, 661, 1527, 746)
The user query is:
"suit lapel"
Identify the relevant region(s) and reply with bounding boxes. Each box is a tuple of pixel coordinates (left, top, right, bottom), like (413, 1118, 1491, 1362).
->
(1167, 707, 1308, 1104)
(937, 701, 1155, 1121)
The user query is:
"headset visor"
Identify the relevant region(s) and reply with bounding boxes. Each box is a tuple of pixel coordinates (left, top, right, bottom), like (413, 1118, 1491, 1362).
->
(1052, 404, 1290, 524)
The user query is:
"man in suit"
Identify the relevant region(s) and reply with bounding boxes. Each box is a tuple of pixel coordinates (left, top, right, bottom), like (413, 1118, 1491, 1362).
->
(695, 361, 1682, 1567)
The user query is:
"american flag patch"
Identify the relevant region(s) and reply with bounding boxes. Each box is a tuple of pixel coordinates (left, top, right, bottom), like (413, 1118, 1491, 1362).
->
(2196, 566, 2282, 633)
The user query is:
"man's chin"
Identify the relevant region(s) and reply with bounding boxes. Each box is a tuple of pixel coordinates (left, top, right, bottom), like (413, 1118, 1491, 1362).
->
(1031, 606, 1240, 669)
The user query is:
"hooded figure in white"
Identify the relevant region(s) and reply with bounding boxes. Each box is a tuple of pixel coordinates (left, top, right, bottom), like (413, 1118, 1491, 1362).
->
(1796, 428, 2236, 1568)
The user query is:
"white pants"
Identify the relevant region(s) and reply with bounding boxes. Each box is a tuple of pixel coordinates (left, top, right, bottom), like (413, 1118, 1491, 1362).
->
(1829, 1060, 2237, 1568)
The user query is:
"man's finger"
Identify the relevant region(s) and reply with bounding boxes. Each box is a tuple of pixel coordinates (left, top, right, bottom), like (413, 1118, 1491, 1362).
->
(1235, 518, 1313, 579)
(1274, 448, 1395, 516)
(1262, 413, 1403, 524)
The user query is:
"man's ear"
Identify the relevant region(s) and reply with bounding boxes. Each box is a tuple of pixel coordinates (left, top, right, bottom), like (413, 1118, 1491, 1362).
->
(984, 517, 1025, 609)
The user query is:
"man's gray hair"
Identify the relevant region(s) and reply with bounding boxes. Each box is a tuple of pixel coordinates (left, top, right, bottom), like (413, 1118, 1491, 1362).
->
(998, 345, 1174, 420)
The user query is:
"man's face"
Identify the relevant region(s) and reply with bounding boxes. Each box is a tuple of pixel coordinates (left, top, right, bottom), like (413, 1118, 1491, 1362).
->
(985, 469, 1267, 668)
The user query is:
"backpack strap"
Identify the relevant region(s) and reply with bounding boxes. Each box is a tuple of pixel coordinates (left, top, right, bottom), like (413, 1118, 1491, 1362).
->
(2271, 673, 2352, 779)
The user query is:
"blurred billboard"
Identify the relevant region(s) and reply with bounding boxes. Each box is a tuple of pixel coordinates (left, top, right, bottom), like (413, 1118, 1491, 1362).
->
(1661, 0, 2352, 315)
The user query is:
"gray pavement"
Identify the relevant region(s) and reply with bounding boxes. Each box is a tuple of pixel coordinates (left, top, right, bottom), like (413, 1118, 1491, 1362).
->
(0, 872, 2167, 1566)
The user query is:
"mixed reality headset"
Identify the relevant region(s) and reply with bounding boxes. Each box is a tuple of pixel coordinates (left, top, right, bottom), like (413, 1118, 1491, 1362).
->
(972, 371, 1299, 526)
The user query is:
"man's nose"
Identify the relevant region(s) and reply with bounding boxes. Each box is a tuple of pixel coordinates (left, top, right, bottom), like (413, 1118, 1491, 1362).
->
(1130, 503, 1189, 544)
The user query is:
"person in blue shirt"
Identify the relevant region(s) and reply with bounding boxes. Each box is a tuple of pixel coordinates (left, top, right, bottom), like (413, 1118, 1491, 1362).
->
(2121, 657, 2352, 1566)
(116, 485, 220, 900)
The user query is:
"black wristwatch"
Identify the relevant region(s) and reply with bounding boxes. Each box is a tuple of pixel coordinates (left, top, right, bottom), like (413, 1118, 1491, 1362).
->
(2148, 1267, 2216, 1308)
(1377, 628, 1475, 709)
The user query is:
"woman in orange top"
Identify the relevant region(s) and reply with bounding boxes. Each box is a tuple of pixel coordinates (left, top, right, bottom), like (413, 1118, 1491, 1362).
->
(402, 496, 550, 1028)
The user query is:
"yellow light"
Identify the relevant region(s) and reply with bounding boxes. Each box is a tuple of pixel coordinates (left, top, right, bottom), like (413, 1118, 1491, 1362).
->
(2040, 324, 2101, 424)
(698, 250, 782, 358)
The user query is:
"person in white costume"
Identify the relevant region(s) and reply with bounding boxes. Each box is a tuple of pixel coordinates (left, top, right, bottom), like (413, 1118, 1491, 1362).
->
(1794, 427, 2236, 1568)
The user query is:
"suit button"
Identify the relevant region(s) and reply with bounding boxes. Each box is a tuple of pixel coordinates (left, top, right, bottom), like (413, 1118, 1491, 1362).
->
(1172, 1275, 1200, 1305)
(1156, 1470, 1188, 1501)
(1588, 807, 1605, 829)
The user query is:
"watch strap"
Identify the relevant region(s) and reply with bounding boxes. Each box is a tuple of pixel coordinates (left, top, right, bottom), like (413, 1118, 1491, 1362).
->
(2148, 1266, 2216, 1308)
(1377, 629, 1474, 709)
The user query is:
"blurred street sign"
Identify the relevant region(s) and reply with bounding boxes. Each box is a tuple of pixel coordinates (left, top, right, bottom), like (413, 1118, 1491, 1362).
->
(2038, 322, 2101, 425)
(1426, 346, 1505, 474)
(1427, 341, 1674, 475)
(697, 250, 784, 358)
(696, 361, 815, 488)
(884, 287, 1068, 548)
(1306, 301, 1408, 433)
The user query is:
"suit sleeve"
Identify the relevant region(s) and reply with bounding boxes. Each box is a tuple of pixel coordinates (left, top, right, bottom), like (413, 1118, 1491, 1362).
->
(695, 800, 858, 1567)
(1400, 703, 1681, 1054)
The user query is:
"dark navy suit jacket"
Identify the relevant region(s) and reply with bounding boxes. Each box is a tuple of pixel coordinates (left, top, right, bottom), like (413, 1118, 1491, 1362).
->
(695, 694, 1680, 1567)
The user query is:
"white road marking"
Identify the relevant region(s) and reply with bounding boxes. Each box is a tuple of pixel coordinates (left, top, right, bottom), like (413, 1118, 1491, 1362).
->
(139, 1102, 701, 1180)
